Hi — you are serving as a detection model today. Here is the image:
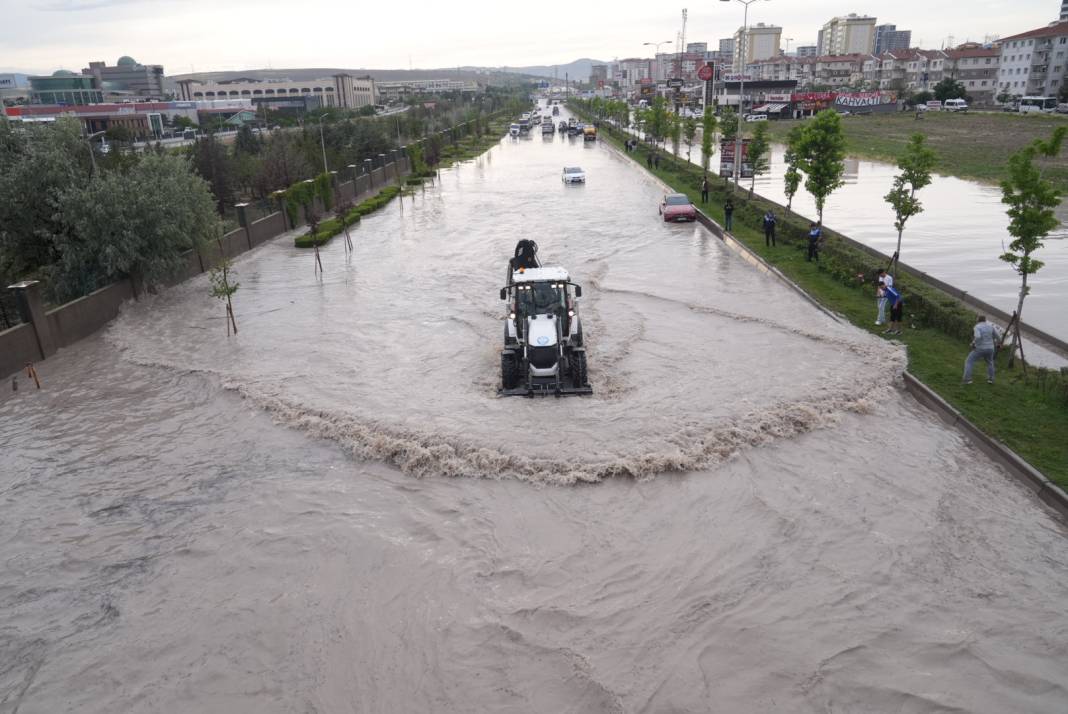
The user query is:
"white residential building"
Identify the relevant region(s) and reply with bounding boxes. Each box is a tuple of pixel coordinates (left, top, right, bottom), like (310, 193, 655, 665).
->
(819, 14, 877, 56)
(733, 23, 782, 69)
(998, 21, 1068, 96)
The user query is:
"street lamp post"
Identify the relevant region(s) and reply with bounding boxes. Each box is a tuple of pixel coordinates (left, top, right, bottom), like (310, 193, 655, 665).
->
(643, 41, 672, 84)
(721, 0, 769, 186)
(85, 130, 107, 178)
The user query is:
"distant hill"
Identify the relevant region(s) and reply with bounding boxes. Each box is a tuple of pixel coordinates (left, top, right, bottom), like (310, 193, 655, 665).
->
(167, 67, 536, 85)
(501, 59, 606, 82)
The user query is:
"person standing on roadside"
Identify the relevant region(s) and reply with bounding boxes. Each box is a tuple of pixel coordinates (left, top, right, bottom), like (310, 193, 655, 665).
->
(653, 152, 660, 169)
(723, 198, 735, 231)
(962, 315, 1004, 384)
(646, 151, 653, 169)
(875, 268, 889, 325)
(883, 284, 904, 335)
(806, 222, 822, 262)
(701, 175, 709, 204)
(762, 210, 777, 247)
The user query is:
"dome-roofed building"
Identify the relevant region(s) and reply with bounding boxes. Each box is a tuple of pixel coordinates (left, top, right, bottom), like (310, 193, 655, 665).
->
(52, 69, 77, 77)
(83, 56, 165, 100)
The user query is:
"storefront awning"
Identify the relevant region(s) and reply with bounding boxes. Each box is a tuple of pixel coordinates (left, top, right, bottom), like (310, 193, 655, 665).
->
(752, 104, 770, 112)
(765, 103, 789, 113)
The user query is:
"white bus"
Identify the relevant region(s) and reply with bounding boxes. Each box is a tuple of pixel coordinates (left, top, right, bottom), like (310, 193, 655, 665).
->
(1019, 96, 1058, 113)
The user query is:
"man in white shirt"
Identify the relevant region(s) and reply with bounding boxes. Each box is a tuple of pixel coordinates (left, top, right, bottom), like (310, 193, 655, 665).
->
(962, 315, 1004, 384)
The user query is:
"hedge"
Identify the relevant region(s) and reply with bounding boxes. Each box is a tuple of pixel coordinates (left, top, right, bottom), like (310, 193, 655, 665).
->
(294, 186, 400, 248)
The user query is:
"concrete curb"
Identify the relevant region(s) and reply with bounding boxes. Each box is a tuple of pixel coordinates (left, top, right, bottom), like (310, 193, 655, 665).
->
(902, 371, 1068, 519)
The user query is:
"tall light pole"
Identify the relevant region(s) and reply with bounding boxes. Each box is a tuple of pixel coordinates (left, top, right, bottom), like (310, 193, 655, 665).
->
(720, 0, 769, 185)
(318, 120, 328, 174)
(85, 130, 107, 179)
(643, 41, 672, 83)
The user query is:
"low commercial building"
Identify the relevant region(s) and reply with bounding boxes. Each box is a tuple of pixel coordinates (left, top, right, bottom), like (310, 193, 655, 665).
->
(175, 74, 376, 109)
(0, 73, 29, 103)
(3, 98, 255, 138)
(29, 71, 103, 105)
(374, 78, 478, 101)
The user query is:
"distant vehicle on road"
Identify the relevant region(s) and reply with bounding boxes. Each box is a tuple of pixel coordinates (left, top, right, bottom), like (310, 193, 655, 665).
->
(558, 120, 568, 132)
(509, 123, 521, 137)
(552, 106, 560, 115)
(743, 114, 768, 122)
(182, 128, 197, 140)
(542, 122, 555, 135)
(944, 98, 968, 112)
(925, 100, 943, 111)
(659, 193, 696, 222)
(1057, 103, 1068, 115)
(583, 125, 597, 141)
(1019, 96, 1058, 113)
(562, 166, 586, 184)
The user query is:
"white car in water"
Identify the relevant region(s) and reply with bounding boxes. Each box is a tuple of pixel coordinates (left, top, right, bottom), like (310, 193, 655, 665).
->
(562, 166, 586, 184)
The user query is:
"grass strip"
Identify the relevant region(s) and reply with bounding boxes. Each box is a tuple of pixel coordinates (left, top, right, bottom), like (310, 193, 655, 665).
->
(765, 111, 1068, 192)
(574, 105, 1068, 489)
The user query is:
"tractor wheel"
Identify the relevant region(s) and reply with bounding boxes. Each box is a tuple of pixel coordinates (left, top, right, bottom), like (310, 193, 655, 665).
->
(571, 350, 588, 387)
(501, 352, 521, 389)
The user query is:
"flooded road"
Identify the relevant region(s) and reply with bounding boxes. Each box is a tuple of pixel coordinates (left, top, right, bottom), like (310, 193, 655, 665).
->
(3, 107, 1068, 713)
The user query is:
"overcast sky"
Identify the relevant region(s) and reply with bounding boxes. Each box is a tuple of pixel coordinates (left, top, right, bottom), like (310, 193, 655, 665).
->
(0, 0, 1061, 75)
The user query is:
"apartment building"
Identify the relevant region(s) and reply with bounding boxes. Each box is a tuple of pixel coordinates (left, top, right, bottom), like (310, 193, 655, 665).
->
(818, 14, 877, 56)
(611, 58, 654, 90)
(874, 24, 912, 55)
(863, 50, 910, 90)
(998, 21, 1068, 97)
(733, 23, 782, 69)
(944, 47, 1001, 104)
(812, 54, 869, 87)
(795, 46, 818, 58)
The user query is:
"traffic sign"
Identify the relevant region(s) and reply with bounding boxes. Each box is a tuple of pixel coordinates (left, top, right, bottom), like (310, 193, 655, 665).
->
(667, 78, 684, 89)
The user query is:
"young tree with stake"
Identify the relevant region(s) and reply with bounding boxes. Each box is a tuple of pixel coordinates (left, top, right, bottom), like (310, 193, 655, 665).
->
(209, 258, 239, 336)
(783, 127, 803, 212)
(794, 109, 846, 224)
(683, 116, 697, 165)
(700, 106, 717, 175)
(884, 134, 936, 279)
(747, 122, 771, 198)
(999, 126, 1067, 370)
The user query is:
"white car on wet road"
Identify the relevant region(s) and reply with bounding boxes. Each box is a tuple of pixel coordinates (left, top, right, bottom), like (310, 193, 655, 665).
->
(562, 166, 586, 184)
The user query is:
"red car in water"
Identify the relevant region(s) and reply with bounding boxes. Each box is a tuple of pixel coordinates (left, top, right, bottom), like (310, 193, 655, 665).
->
(659, 193, 696, 222)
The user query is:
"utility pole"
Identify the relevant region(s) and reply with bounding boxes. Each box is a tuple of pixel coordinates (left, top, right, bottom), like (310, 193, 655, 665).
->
(721, 0, 770, 186)
(319, 121, 328, 174)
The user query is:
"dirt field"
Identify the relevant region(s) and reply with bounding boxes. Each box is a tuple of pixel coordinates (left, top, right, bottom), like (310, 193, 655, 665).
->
(767, 111, 1068, 191)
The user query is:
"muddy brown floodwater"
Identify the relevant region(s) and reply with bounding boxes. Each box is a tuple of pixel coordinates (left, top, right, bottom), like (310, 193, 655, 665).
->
(2, 106, 1068, 713)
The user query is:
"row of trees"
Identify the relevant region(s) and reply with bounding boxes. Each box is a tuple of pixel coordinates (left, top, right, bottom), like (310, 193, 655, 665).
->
(779, 109, 1065, 368)
(184, 88, 529, 219)
(0, 118, 220, 302)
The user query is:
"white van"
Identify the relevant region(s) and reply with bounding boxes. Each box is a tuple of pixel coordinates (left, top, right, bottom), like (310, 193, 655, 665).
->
(944, 98, 968, 112)
(743, 113, 768, 122)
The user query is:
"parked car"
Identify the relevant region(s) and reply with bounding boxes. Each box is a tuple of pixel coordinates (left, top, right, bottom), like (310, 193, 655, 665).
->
(944, 98, 968, 112)
(914, 103, 930, 112)
(562, 166, 586, 184)
(659, 193, 696, 222)
(743, 114, 768, 122)
(1056, 103, 1068, 114)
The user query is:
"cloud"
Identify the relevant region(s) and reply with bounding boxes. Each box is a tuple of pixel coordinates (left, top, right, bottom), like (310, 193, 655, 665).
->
(33, 0, 139, 11)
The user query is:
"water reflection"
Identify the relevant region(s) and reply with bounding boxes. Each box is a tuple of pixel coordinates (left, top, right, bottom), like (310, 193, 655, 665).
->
(666, 132, 1067, 341)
